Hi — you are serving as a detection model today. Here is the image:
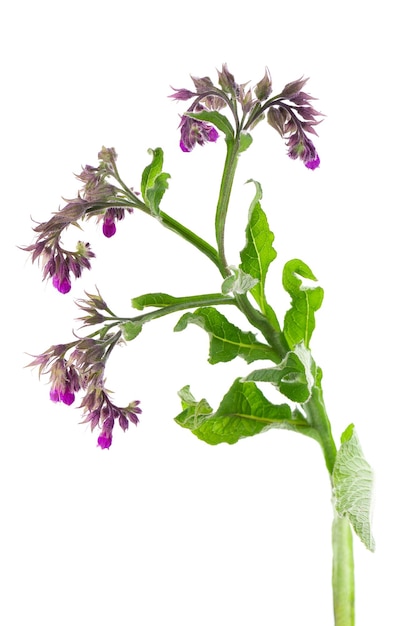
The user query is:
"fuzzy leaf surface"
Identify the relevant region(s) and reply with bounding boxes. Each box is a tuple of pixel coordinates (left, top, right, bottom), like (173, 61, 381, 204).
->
(282, 259, 324, 349)
(221, 267, 259, 296)
(174, 307, 277, 364)
(175, 378, 316, 445)
(244, 342, 316, 403)
(333, 424, 375, 552)
(240, 180, 280, 330)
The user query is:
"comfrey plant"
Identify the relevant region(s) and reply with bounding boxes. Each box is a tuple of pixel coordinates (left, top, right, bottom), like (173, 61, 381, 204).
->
(24, 64, 374, 624)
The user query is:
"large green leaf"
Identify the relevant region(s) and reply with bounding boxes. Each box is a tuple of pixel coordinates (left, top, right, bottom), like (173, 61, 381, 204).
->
(244, 342, 316, 403)
(175, 379, 317, 445)
(332, 424, 375, 552)
(282, 259, 324, 349)
(174, 307, 277, 364)
(239, 180, 280, 330)
(140, 147, 170, 216)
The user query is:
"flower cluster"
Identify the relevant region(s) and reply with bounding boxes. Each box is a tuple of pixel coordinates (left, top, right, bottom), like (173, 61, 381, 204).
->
(170, 64, 323, 169)
(22, 147, 134, 293)
(28, 330, 141, 449)
(265, 77, 322, 169)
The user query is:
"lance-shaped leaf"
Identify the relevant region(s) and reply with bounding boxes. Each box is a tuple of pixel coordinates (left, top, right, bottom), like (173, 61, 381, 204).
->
(175, 378, 318, 445)
(185, 110, 234, 141)
(244, 342, 316, 403)
(174, 307, 277, 364)
(332, 424, 375, 552)
(141, 147, 170, 217)
(282, 259, 324, 349)
(240, 180, 280, 330)
(131, 292, 231, 311)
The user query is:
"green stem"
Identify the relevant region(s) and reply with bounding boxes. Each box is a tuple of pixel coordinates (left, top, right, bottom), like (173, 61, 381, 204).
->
(303, 384, 355, 625)
(302, 383, 337, 475)
(111, 293, 236, 325)
(95, 170, 223, 273)
(235, 293, 288, 359)
(332, 514, 355, 626)
(215, 138, 241, 272)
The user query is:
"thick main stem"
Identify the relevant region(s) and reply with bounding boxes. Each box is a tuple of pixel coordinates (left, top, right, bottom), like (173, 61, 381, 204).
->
(332, 514, 355, 625)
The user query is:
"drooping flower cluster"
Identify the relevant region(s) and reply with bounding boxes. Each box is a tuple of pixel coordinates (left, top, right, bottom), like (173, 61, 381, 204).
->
(28, 328, 141, 449)
(22, 147, 134, 293)
(179, 106, 220, 153)
(170, 64, 323, 169)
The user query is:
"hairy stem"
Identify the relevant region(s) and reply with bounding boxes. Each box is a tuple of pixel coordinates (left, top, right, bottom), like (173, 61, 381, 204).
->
(215, 138, 241, 272)
(332, 514, 355, 626)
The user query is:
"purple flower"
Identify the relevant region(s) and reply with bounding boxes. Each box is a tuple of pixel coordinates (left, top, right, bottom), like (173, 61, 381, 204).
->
(48, 359, 80, 405)
(287, 135, 321, 170)
(102, 217, 117, 238)
(305, 155, 321, 170)
(97, 431, 112, 449)
(100, 207, 132, 238)
(179, 115, 219, 152)
(52, 272, 71, 294)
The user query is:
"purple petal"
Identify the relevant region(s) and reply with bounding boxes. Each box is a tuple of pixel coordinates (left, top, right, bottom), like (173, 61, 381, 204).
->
(207, 126, 219, 143)
(305, 155, 320, 170)
(102, 218, 117, 238)
(50, 388, 60, 403)
(52, 274, 71, 294)
(97, 432, 112, 449)
(60, 388, 75, 405)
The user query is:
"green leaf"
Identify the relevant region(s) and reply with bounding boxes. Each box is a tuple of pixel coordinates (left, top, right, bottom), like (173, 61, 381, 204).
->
(174, 307, 277, 364)
(140, 148, 170, 216)
(244, 342, 316, 403)
(239, 132, 253, 153)
(221, 266, 259, 296)
(175, 378, 317, 445)
(240, 180, 280, 330)
(132, 292, 189, 311)
(332, 425, 375, 552)
(121, 320, 143, 341)
(131, 292, 234, 312)
(185, 110, 234, 141)
(282, 259, 324, 349)
(176, 386, 213, 430)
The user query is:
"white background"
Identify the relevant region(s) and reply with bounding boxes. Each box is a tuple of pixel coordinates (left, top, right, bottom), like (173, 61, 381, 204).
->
(2, 1, 417, 624)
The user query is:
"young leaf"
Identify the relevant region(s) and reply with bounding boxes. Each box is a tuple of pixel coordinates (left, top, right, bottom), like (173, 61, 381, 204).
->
(174, 307, 278, 364)
(121, 320, 143, 341)
(140, 147, 170, 216)
(221, 266, 259, 296)
(239, 132, 253, 153)
(332, 424, 375, 552)
(240, 180, 280, 330)
(185, 110, 234, 141)
(282, 259, 324, 349)
(176, 385, 213, 430)
(244, 342, 316, 403)
(175, 378, 318, 445)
